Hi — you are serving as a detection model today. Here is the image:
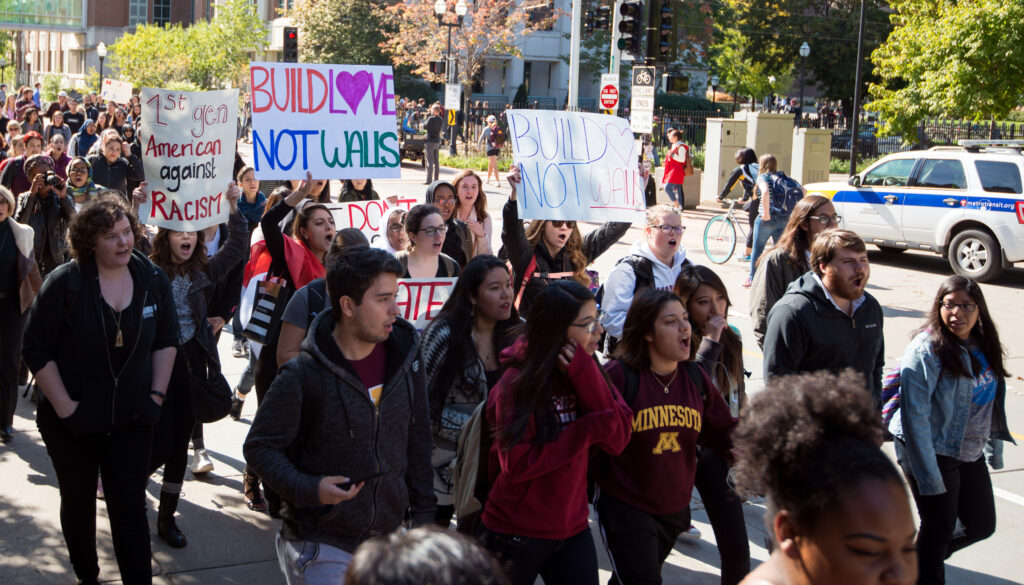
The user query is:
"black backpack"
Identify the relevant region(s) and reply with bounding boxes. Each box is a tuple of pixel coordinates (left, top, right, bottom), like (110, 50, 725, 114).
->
(597, 255, 655, 355)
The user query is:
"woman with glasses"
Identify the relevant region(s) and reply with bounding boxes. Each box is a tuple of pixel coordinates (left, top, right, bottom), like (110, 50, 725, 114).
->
(425, 180, 474, 268)
(749, 194, 837, 349)
(397, 204, 460, 278)
(596, 288, 736, 585)
(374, 207, 408, 255)
(480, 280, 632, 585)
(601, 204, 690, 349)
(66, 156, 104, 211)
(890, 275, 1013, 585)
(503, 167, 631, 314)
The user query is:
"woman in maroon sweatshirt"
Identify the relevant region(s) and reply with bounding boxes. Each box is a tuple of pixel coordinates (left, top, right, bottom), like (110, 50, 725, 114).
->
(597, 288, 737, 584)
(480, 280, 632, 585)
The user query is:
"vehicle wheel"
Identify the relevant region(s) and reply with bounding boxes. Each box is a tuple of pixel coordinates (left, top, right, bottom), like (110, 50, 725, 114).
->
(876, 245, 906, 254)
(949, 229, 1003, 282)
(703, 216, 737, 264)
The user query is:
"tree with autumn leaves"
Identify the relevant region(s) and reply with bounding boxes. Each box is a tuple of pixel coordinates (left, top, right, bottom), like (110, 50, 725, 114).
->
(377, 0, 554, 102)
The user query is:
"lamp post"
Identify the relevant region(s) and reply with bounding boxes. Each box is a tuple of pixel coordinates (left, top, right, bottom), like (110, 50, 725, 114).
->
(0, 58, 6, 87)
(767, 75, 776, 112)
(797, 42, 810, 127)
(24, 52, 31, 88)
(435, 0, 467, 156)
(97, 42, 107, 95)
(710, 74, 719, 108)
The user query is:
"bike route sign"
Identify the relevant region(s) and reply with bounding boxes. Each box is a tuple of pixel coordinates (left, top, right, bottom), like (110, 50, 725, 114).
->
(630, 66, 655, 134)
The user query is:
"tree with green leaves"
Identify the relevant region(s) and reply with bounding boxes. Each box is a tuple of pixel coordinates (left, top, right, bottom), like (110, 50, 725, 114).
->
(707, 27, 789, 106)
(289, 0, 392, 66)
(110, 0, 266, 90)
(867, 0, 1024, 139)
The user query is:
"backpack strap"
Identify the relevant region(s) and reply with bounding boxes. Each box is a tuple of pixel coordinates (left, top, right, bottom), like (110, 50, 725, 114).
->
(683, 361, 707, 400)
(307, 279, 327, 325)
(622, 362, 641, 405)
(442, 255, 456, 277)
(513, 254, 538, 311)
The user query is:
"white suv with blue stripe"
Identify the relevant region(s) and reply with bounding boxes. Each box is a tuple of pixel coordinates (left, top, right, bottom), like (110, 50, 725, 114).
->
(804, 141, 1024, 282)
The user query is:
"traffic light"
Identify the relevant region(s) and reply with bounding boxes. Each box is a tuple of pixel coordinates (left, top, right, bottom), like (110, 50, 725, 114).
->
(596, 4, 611, 30)
(283, 27, 299, 63)
(648, 0, 677, 62)
(430, 61, 447, 76)
(584, 8, 595, 33)
(617, 2, 643, 56)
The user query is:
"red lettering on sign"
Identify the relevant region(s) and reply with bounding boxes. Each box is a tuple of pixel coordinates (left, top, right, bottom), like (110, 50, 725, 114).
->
(1016, 201, 1024, 224)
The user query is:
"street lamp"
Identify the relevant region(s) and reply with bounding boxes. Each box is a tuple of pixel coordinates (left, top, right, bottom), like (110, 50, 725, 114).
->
(0, 58, 7, 87)
(710, 74, 719, 107)
(767, 75, 776, 112)
(434, 0, 467, 156)
(24, 52, 31, 88)
(797, 41, 810, 126)
(97, 42, 107, 94)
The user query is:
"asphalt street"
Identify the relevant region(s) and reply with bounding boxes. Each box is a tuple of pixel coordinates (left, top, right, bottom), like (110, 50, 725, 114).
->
(1, 159, 1021, 584)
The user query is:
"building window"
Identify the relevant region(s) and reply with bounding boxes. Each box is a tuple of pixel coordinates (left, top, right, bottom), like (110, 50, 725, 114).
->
(525, 0, 555, 31)
(154, 0, 172, 26)
(129, 0, 148, 25)
(276, 0, 296, 14)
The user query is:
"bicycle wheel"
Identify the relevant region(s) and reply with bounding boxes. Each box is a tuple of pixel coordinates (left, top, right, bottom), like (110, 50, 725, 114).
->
(703, 216, 737, 264)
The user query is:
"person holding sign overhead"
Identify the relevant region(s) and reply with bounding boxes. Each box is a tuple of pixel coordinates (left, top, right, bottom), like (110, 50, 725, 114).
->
(502, 166, 632, 314)
(395, 204, 461, 279)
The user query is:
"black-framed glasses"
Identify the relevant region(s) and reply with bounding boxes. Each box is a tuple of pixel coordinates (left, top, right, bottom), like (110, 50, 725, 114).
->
(550, 220, 576, 229)
(941, 302, 977, 313)
(387, 224, 406, 233)
(418, 225, 448, 237)
(810, 214, 842, 226)
(571, 310, 606, 333)
(68, 166, 88, 174)
(651, 225, 685, 235)
(434, 197, 456, 206)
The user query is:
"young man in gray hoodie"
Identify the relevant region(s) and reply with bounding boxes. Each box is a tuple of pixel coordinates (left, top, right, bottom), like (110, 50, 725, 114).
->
(244, 247, 436, 585)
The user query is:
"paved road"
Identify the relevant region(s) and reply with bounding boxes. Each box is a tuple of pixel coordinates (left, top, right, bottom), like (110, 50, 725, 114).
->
(1, 161, 1022, 584)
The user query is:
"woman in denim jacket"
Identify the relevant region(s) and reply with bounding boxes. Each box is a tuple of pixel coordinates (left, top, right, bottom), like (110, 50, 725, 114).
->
(891, 275, 1013, 585)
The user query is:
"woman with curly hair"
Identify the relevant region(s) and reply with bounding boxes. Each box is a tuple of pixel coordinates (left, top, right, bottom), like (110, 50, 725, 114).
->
(142, 181, 247, 548)
(891, 275, 1013, 585)
(22, 194, 178, 584)
(733, 370, 917, 585)
(502, 167, 631, 313)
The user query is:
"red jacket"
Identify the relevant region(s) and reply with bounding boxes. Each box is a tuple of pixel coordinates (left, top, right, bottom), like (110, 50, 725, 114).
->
(662, 142, 689, 185)
(597, 360, 735, 515)
(482, 337, 632, 539)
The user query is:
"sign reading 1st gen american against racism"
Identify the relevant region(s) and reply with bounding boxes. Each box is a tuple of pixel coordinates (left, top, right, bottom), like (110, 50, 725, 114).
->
(249, 62, 401, 180)
(506, 109, 645, 223)
(137, 88, 239, 231)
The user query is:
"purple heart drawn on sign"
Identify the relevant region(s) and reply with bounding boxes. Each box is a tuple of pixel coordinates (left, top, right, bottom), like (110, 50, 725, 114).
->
(606, 123, 636, 165)
(336, 70, 372, 115)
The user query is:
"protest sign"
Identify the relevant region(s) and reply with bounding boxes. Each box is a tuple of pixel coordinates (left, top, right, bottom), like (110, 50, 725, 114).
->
(397, 278, 457, 329)
(137, 88, 239, 231)
(325, 197, 417, 245)
(249, 62, 401, 180)
(506, 109, 645, 223)
(101, 78, 134, 104)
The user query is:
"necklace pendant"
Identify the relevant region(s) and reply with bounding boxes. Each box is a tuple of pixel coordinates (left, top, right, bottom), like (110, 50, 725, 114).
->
(114, 328, 124, 348)
(664, 387, 670, 395)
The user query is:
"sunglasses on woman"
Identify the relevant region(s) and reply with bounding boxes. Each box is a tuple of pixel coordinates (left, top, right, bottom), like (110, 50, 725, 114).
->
(550, 220, 576, 229)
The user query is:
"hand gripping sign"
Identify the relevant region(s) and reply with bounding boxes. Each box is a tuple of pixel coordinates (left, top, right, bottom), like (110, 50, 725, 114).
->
(137, 88, 239, 231)
(506, 109, 645, 223)
(248, 62, 401, 180)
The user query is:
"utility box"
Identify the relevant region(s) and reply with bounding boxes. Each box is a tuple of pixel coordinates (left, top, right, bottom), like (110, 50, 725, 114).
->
(739, 112, 795, 174)
(701, 118, 748, 203)
(791, 128, 833, 186)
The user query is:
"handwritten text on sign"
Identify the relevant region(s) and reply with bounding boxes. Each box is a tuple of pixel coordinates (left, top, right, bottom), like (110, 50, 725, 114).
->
(507, 110, 645, 222)
(249, 62, 400, 181)
(101, 79, 133, 104)
(325, 198, 417, 245)
(137, 88, 239, 231)
(397, 278, 457, 330)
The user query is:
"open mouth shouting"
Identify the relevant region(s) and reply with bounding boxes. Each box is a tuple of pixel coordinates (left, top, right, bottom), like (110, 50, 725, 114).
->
(679, 333, 691, 355)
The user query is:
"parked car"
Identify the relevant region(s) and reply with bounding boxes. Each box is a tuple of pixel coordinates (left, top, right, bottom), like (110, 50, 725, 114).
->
(831, 124, 878, 158)
(804, 142, 1024, 281)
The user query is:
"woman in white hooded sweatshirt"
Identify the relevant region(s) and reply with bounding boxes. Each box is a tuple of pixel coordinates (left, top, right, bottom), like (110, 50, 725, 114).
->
(600, 204, 691, 352)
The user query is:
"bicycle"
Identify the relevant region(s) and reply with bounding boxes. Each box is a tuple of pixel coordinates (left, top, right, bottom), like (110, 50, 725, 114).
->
(702, 199, 750, 264)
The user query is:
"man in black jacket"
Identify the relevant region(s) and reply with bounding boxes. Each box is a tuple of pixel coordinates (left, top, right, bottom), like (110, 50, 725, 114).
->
(763, 229, 885, 404)
(244, 247, 435, 585)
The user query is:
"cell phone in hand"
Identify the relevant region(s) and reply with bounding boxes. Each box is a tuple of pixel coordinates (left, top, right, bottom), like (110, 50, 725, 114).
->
(336, 469, 386, 490)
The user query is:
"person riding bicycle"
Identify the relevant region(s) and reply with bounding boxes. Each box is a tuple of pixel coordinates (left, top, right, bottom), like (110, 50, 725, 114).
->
(717, 148, 758, 261)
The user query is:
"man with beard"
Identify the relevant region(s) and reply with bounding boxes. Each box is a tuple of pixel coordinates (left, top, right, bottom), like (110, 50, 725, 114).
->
(762, 229, 885, 404)
(244, 246, 435, 585)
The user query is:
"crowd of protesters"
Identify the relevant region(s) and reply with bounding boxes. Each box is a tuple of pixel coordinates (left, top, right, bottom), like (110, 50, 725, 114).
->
(0, 85, 1013, 585)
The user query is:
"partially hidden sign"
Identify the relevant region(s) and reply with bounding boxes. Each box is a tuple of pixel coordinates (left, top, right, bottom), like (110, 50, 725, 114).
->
(325, 197, 417, 246)
(101, 78, 133, 104)
(397, 277, 457, 330)
(249, 62, 401, 180)
(506, 109, 645, 222)
(138, 88, 239, 231)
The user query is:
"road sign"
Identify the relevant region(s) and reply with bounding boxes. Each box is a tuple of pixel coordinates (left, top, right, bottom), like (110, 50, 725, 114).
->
(445, 84, 461, 111)
(600, 73, 619, 110)
(630, 66, 656, 134)
(447, 109, 457, 126)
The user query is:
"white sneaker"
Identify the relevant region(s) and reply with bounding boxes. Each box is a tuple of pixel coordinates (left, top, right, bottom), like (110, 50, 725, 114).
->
(191, 448, 214, 475)
(678, 525, 701, 542)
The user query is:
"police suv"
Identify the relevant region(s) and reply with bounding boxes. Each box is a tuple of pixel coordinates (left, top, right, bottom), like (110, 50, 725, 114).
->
(804, 141, 1024, 282)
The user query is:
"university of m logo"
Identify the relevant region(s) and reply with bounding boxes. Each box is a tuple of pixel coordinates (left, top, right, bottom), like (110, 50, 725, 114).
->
(652, 432, 682, 454)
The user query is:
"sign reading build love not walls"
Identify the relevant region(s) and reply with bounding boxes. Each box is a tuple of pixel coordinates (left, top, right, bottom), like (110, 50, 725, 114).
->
(137, 88, 239, 231)
(506, 109, 645, 223)
(249, 62, 401, 180)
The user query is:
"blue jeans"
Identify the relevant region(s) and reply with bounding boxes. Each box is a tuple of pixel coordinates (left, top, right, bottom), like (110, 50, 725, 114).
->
(749, 215, 787, 280)
(664, 182, 682, 204)
(276, 533, 354, 585)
